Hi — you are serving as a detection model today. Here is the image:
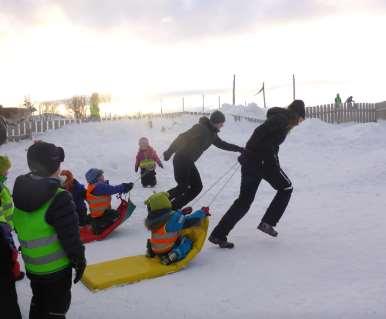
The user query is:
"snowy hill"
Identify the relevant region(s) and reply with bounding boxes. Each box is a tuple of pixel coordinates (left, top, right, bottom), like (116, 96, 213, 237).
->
(221, 103, 267, 120)
(2, 115, 386, 318)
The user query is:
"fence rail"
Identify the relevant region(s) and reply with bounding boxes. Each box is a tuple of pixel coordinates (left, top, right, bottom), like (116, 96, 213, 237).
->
(305, 103, 377, 124)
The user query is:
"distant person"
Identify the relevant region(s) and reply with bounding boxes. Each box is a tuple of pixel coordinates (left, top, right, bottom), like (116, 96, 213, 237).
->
(345, 96, 355, 108)
(209, 100, 306, 248)
(135, 137, 163, 188)
(163, 111, 244, 210)
(335, 93, 342, 107)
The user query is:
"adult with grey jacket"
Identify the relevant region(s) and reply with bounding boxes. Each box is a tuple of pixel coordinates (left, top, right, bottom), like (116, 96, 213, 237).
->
(209, 100, 306, 248)
(163, 111, 243, 210)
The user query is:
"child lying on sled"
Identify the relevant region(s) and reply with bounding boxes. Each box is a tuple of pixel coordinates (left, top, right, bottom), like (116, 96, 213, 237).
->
(144, 192, 209, 265)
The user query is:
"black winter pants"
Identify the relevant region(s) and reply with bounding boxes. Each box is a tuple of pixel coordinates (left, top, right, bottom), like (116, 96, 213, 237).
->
(29, 268, 72, 319)
(141, 168, 157, 187)
(167, 155, 203, 210)
(1, 276, 22, 319)
(211, 159, 293, 239)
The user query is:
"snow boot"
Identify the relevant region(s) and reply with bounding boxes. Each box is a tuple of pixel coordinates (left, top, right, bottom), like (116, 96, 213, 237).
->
(208, 235, 234, 249)
(257, 222, 278, 237)
(160, 252, 178, 265)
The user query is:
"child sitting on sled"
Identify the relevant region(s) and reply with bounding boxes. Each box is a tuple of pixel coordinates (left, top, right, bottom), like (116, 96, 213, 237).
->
(144, 192, 209, 265)
(85, 168, 134, 234)
(60, 170, 89, 227)
(135, 137, 163, 188)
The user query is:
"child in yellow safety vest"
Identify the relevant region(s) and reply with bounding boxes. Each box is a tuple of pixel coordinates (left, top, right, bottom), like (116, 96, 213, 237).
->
(135, 137, 163, 188)
(144, 192, 209, 265)
(0, 155, 24, 281)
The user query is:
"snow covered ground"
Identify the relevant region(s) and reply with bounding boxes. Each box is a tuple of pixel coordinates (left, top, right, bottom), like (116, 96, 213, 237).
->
(2, 114, 386, 318)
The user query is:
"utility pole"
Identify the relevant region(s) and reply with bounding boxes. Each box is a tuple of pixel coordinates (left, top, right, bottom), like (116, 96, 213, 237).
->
(292, 74, 296, 100)
(202, 94, 205, 113)
(182, 97, 185, 112)
(218, 96, 221, 109)
(263, 83, 266, 109)
(160, 99, 163, 115)
(232, 74, 236, 105)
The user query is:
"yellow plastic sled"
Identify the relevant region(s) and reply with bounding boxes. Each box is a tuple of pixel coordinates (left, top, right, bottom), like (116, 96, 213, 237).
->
(82, 217, 209, 291)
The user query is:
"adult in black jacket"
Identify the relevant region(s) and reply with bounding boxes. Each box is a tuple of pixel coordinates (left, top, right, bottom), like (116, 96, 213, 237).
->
(209, 100, 306, 248)
(0, 224, 22, 319)
(13, 141, 86, 319)
(164, 111, 243, 210)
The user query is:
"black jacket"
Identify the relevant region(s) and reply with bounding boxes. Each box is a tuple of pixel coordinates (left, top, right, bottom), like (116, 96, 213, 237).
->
(13, 174, 85, 279)
(244, 107, 294, 163)
(164, 117, 242, 162)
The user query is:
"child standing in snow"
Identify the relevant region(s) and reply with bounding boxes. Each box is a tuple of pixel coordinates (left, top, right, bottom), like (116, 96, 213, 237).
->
(0, 156, 24, 282)
(85, 168, 133, 234)
(135, 137, 163, 188)
(12, 141, 86, 319)
(60, 170, 89, 227)
(144, 192, 209, 265)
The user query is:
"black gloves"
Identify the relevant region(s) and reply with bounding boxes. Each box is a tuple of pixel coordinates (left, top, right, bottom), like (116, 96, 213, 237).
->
(122, 182, 134, 193)
(163, 150, 172, 161)
(72, 256, 86, 284)
(237, 147, 245, 153)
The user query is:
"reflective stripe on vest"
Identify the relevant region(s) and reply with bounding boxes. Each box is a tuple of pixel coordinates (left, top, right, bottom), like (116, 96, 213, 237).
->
(86, 184, 111, 218)
(13, 188, 71, 275)
(150, 226, 179, 254)
(19, 233, 58, 249)
(21, 250, 67, 265)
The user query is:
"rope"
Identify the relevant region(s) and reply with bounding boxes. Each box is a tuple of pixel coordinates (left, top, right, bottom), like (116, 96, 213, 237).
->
(206, 164, 240, 207)
(191, 162, 240, 207)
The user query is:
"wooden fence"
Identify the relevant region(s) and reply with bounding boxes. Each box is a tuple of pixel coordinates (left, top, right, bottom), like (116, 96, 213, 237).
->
(4, 104, 379, 143)
(305, 103, 377, 124)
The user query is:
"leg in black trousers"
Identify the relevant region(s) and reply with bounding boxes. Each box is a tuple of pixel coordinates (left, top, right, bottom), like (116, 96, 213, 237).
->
(211, 164, 262, 240)
(29, 268, 72, 319)
(261, 166, 293, 226)
(167, 155, 203, 210)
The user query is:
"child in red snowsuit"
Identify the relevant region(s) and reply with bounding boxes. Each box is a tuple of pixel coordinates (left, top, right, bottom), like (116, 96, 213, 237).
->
(135, 137, 163, 187)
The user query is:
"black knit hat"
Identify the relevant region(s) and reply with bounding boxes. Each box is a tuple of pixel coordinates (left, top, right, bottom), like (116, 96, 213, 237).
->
(210, 111, 226, 124)
(27, 141, 65, 177)
(288, 100, 306, 119)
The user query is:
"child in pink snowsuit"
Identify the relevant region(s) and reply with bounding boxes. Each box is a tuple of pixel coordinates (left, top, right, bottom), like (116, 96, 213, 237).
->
(135, 137, 163, 187)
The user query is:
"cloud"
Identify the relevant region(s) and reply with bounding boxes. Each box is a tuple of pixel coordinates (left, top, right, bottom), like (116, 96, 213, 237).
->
(1, 0, 385, 40)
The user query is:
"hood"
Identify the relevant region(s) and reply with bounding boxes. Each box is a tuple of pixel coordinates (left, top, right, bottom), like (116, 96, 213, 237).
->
(199, 116, 219, 133)
(13, 173, 61, 212)
(266, 107, 287, 118)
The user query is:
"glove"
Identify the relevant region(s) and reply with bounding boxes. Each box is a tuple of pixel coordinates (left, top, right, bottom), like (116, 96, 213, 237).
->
(163, 150, 172, 161)
(159, 162, 164, 168)
(72, 257, 87, 284)
(135, 167, 138, 173)
(201, 206, 211, 216)
(237, 147, 245, 153)
(122, 182, 134, 193)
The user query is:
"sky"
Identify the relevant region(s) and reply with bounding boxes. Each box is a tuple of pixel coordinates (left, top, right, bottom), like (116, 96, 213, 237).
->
(1, 0, 386, 114)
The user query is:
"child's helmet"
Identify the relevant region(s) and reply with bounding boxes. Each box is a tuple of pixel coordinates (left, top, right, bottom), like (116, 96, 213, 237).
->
(85, 168, 103, 184)
(145, 192, 172, 213)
